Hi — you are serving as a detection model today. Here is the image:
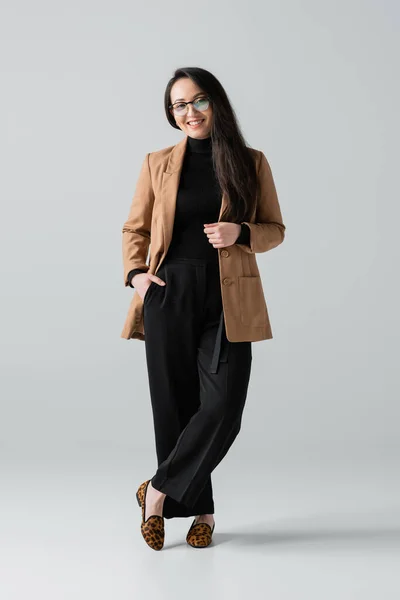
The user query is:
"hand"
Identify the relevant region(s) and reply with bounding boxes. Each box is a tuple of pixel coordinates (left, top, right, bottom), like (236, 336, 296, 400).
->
(132, 272, 166, 301)
(203, 222, 241, 248)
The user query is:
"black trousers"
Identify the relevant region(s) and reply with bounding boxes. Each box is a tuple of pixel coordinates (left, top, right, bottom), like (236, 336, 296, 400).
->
(143, 256, 252, 519)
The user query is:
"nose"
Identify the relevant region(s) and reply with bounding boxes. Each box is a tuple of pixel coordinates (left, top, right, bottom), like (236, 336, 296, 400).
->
(187, 106, 200, 118)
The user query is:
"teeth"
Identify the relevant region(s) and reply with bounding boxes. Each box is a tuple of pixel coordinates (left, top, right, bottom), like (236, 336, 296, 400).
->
(188, 120, 203, 125)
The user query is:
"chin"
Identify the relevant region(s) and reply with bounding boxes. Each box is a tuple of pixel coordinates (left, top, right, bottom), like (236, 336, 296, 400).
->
(186, 127, 210, 137)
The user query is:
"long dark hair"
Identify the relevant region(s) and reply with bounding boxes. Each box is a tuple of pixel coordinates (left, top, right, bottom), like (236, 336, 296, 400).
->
(164, 67, 258, 223)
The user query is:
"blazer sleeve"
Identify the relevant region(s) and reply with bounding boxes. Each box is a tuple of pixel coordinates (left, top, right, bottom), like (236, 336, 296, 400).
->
(122, 153, 154, 286)
(236, 151, 286, 254)
(235, 223, 251, 246)
(127, 268, 148, 288)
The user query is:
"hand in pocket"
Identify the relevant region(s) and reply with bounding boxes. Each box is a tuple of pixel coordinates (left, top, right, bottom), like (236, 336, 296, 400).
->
(132, 272, 166, 301)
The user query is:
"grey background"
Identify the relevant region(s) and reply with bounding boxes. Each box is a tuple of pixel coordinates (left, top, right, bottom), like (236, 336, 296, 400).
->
(1, 0, 399, 598)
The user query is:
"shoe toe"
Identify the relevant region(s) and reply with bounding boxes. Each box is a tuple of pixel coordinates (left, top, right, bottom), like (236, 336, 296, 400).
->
(141, 515, 165, 551)
(186, 521, 214, 548)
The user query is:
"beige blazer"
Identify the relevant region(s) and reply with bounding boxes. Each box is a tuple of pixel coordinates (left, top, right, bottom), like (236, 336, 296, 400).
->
(121, 135, 285, 342)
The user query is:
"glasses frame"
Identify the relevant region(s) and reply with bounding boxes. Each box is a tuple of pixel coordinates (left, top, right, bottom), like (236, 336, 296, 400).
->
(169, 95, 211, 115)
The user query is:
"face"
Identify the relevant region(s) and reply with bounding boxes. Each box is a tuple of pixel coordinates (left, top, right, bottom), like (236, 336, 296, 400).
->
(169, 78, 213, 139)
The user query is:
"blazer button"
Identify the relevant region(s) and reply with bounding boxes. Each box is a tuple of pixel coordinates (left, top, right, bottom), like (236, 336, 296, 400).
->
(222, 277, 232, 285)
(220, 249, 229, 257)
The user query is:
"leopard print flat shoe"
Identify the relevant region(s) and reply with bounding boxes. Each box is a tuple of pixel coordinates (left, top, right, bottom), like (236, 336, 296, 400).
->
(136, 479, 165, 551)
(186, 518, 215, 548)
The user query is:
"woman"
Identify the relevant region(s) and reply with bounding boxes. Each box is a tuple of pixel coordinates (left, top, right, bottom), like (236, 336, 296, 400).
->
(121, 67, 286, 551)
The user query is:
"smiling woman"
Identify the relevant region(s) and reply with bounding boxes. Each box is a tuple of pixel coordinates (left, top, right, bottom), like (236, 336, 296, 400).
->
(121, 66, 286, 551)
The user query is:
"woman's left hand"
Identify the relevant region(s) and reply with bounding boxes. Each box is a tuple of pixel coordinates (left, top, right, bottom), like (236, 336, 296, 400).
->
(204, 222, 241, 248)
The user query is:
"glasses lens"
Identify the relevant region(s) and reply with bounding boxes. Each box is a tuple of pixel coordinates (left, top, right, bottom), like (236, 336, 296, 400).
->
(173, 103, 187, 115)
(194, 97, 209, 111)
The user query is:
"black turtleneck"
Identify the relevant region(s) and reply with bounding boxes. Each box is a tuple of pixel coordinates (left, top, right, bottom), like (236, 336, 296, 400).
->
(127, 135, 250, 287)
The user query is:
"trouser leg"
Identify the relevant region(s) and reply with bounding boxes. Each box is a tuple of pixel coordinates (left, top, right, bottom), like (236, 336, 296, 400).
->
(151, 315, 252, 508)
(149, 259, 253, 510)
(143, 260, 215, 519)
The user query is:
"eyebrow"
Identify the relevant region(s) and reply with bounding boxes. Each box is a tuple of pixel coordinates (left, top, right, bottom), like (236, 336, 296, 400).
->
(172, 92, 205, 103)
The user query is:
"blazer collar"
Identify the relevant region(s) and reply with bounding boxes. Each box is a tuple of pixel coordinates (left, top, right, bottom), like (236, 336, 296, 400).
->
(165, 135, 189, 174)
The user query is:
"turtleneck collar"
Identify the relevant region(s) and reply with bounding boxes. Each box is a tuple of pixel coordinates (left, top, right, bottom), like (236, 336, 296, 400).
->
(186, 134, 212, 153)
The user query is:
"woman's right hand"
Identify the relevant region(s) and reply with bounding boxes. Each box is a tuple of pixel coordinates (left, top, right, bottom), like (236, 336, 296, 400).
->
(132, 272, 166, 301)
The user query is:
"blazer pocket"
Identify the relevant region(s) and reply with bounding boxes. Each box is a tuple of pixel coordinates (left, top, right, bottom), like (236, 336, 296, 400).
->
(238, 276, 268, 327)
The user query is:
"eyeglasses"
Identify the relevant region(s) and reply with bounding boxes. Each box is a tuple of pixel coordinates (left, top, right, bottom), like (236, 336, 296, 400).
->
(169, 95, 211, 116)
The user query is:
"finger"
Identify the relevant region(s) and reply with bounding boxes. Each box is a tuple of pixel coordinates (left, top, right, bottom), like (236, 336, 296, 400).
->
(150, 275, 166, 286)
(207, 232, 221, 240)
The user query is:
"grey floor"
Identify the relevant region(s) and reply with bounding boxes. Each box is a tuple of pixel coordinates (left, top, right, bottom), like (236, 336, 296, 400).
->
(1, 445, 399, 600)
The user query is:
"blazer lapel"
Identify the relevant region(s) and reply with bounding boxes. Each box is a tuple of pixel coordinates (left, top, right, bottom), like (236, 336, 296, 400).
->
(161, 135, 227, 256)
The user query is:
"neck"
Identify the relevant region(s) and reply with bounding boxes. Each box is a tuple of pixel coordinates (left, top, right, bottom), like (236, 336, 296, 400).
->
(186, 134, 212, 154)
